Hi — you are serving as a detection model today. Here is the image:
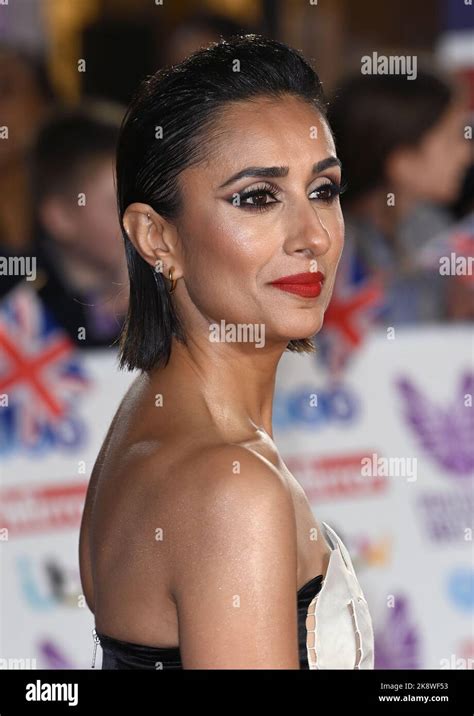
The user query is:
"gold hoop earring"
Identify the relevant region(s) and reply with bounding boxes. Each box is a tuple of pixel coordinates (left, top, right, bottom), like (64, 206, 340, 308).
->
(168, 267, 177, 293)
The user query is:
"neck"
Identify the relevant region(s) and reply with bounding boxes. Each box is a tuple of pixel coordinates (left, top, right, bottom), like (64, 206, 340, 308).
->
(150, 333, 288, 441)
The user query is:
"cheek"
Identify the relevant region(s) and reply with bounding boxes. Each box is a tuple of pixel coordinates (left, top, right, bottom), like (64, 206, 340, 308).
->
(81, 197, 119, 234)
(328, 209, 345, 255)
(183, 206, 265, 284)
(419, 140, 457, 190)
(421, 160, 453, 199)
(322, 211, 344, 298)
(180, 206, 274, 323)
(74, 208, 101, 241)
(398, 155, 433, 197)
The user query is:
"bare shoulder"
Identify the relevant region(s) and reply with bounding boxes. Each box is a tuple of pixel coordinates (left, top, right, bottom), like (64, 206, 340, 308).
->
(165, 443, 300, 668)
(168, 442, 295, 545)
(183, 441, 289, 488)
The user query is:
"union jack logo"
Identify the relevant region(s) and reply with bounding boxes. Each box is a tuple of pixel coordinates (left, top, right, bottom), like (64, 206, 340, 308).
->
(316, 277, 384, 376)
(0, 285, 89, 451)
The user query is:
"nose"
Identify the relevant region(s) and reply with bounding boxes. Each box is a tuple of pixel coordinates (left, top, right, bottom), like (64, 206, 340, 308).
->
(282, 198, 332, 258)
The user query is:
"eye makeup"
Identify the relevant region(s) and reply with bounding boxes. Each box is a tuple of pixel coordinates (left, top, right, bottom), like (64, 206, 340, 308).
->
(227, 179, 348, 213)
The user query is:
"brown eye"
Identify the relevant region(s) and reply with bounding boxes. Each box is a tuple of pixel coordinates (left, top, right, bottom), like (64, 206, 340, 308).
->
(310, 181, 346, 203)
(232, 183, 280, 212)
(242, 191, 275, 207)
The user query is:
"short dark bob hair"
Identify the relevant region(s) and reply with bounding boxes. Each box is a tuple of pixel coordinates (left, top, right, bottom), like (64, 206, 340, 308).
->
(116, 34, 331, 372)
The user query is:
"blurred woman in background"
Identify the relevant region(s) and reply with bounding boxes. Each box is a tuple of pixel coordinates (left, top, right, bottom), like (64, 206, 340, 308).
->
(327, 70, 471, 325)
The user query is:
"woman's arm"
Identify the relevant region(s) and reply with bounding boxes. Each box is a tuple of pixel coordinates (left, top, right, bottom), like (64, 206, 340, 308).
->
(168, 445, 300, 669)
(78, 390, 129, 613)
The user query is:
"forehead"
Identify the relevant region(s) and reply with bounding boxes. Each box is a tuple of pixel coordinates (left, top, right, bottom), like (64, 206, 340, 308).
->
(189, 95, 337, 184)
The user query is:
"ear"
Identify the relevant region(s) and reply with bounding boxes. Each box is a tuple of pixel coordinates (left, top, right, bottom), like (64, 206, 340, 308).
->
(123, 202, 183, 280)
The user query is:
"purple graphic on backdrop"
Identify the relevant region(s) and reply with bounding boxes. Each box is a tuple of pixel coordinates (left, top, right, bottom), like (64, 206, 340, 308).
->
(39, 640, 75, 669)
(418, 490, 473, 542)
(396, 372, 474, 477)
(375, 595, 420, 669)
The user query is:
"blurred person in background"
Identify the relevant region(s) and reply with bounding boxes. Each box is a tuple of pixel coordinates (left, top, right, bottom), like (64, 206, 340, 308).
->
(327, 70, 471, 325)
(160, 10, 253, 67)
(0, 43, 55, 253)
(4, 101, 128, 349)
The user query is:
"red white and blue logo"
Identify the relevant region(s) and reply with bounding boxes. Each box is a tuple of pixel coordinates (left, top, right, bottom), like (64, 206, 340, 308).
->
(0, 285, 90, 456)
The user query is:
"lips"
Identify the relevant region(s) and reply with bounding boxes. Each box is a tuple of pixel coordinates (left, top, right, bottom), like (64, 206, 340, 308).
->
(270, 271, 325, 298)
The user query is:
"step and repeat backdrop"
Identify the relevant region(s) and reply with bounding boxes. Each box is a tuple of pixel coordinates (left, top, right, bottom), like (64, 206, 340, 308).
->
(0, 284, 472, 669)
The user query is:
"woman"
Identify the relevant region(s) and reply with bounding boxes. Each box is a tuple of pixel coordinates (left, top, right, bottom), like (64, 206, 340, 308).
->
(326, 71, 471, 327)
(79, 34, 375, 670)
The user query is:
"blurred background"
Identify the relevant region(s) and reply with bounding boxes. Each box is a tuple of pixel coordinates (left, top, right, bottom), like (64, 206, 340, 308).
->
(0, 0, 472, 670)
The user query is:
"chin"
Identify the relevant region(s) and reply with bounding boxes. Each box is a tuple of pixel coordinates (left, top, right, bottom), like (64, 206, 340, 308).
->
(303, 311, 325, 335)
(279, 315, 325, 343)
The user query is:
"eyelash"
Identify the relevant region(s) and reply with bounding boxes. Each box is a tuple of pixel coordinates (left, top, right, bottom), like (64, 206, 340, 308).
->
(232, 179, 348, 213)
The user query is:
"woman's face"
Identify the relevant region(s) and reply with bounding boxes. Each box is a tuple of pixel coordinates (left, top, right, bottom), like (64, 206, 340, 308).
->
(174, 95, 345, 348)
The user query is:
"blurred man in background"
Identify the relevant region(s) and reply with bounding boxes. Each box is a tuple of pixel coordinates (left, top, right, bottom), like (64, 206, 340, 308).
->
(2, 101, 128, 348)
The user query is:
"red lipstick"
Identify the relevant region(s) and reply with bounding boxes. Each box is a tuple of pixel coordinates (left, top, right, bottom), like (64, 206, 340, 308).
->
(270, 271, 325, 298)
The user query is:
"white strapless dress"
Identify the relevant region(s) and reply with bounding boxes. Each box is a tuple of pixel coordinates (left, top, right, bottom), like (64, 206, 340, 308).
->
(305, 521, 375, 669)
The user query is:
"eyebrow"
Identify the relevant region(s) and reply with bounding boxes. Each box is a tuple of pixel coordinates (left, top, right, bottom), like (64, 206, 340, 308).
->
(217, 156, 342, 189)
